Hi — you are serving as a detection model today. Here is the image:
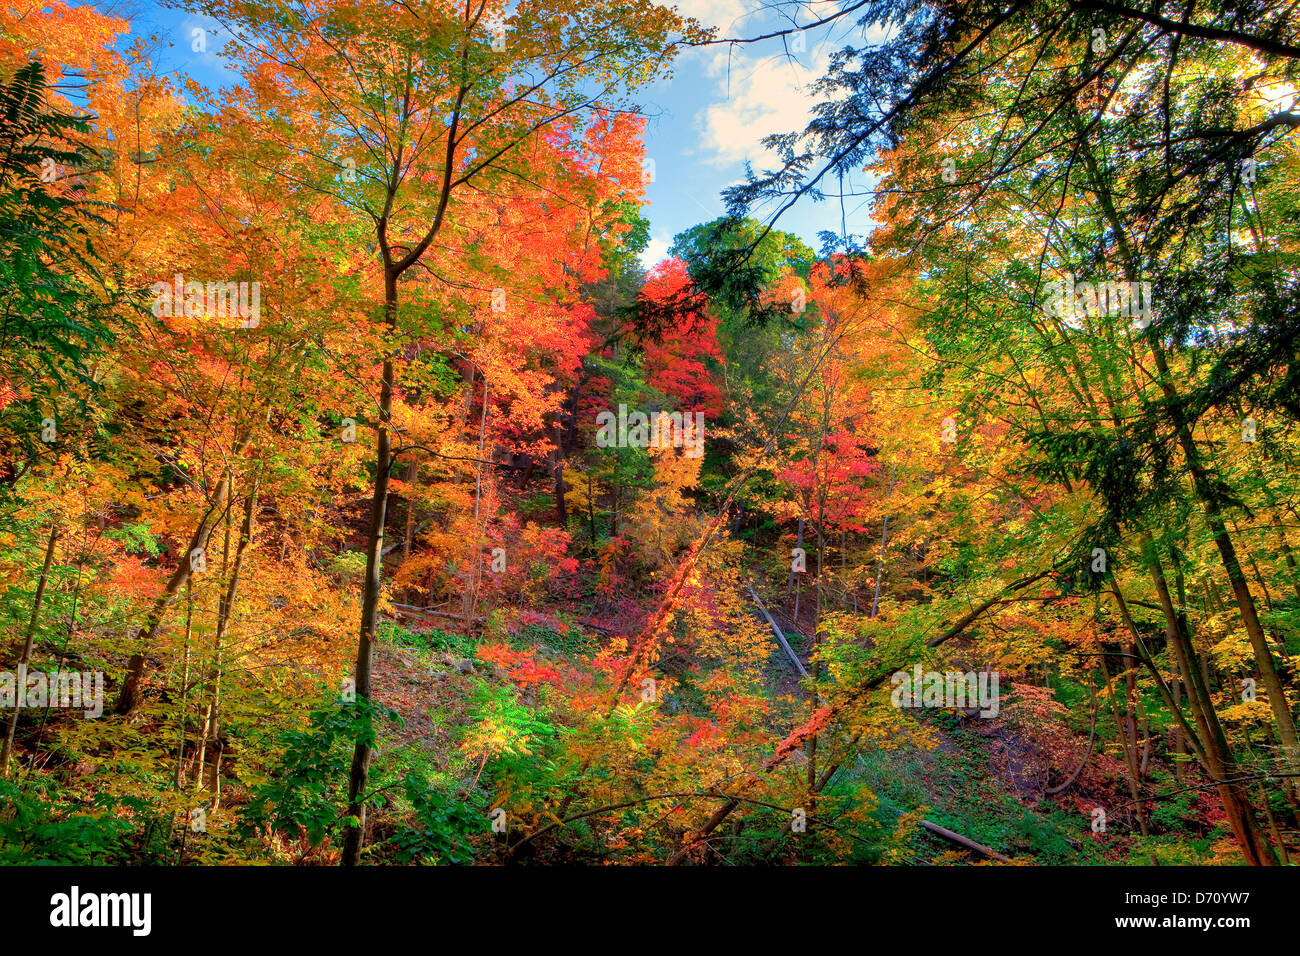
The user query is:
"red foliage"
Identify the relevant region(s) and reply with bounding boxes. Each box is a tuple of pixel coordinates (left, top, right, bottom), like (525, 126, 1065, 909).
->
(476, 644, 564, 687)
(637, 259, 724, 414)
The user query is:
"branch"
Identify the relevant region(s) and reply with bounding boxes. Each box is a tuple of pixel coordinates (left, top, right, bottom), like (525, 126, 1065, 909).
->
(1068, 0, 1300, 59)
(690, 1, 872, 47)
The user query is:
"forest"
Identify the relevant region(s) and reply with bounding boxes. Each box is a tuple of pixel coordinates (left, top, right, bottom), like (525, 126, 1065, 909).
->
(1, 0, 1299, 873)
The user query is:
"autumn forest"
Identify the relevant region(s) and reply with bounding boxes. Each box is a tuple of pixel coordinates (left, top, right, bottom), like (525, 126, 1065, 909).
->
(2, 0, 1300, 881)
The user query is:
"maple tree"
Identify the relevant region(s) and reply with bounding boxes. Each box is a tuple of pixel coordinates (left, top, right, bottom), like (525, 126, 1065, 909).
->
(1, 0, 1298, 882)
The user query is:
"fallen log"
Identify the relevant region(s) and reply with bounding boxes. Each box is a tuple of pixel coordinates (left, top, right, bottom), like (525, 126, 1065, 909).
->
(745, 583, 810, 680)
(919, 820, 1010, 862)
(388, 604, 614, 636)
(388, 604, 486, 624)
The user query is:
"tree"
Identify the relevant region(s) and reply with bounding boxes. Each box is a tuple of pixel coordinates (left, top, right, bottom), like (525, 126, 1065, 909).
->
(191, 0, 701, 864)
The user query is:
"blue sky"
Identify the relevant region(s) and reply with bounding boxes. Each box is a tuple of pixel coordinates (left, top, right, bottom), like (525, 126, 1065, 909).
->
(637, 1, 885, 266)
(95, 1, 883, 266)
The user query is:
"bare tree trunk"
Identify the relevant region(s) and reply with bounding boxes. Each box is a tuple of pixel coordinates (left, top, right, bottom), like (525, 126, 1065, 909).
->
(1149, 343, 1299, 765)
(173, 579, 194, 790)
(804, 382, 834, 810)
(402, 458, 418, 559)
(342, 266, 398, 867)
(787, 518, 804, 601)
(116, 437, 251, 716)
(193, 703, 210, 791)
(871, 465, 897, 619)
(1098, 651, 1150, 838)
(1078, 138, 1285, 858)
(554, 422, 567, 526)
(202, 483, 257, 808)
(461, 378, 489, 622)
(1, 524, 60, 777)
(1140, 541, 1276, 864)
(1171, 674, 1186, 782)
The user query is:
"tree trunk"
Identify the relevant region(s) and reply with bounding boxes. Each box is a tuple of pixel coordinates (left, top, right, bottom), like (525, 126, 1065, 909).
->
(1141, 539, 1276, 864)
(116, 437, 251, 716)
(1098, 651, 1150, 838)
(786, 518, 804, 600)
(461, 378, 490, 622)
(173, 579, 194, 790)
(871, 465, 897, 618)
(402, 458, 418, 559)
(201, 482, 257, 808)
(554, 423, 567, 526)
(1, 524, 60, 777)
(342, 267, 398, 867)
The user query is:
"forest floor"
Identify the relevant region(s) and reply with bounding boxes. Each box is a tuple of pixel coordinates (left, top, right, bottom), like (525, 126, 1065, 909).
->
(361, 591, 1232, 865)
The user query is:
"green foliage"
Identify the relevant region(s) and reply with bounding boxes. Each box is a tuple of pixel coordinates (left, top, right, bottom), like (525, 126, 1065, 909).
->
(239, 699, 401, 848)
(850, 714, 1099, 865)
(378, 774, 483, 864)
(328, 550, 368, 581)
(463, 682, 560, 770)
(102, 521, 161, 557)
(518, 492, 556, 518)
(0, 779, 167, 865)
(670, 216, 814, 324)
(513, 620, 594, 657)
(0, 60, 118, 433)
(384, 622, 478, 660)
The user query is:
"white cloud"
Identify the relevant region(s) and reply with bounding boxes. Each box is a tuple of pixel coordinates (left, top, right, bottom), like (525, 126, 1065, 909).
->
(670, 0, 750, 32)
(694, 45, 832, 169)
(640, 234, 672, 270)
(685, 13, 896, 171)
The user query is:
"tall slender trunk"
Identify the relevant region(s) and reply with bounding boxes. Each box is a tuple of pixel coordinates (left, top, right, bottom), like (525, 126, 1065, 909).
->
(1171, 674, 1186, 782)
(116, 436, 251, 716)
(1140, 539, 1276, 864)
(870, 465, 897, 619)
(402, 459, 418, 559)
(1098, 651, 1150, 838)
(554, 423, 567, 526)
(461, 378, 489, 621)
(1078, 134, 1283, 859)
(1, 524, 60, 777)
(804, 387, 834, 809)
(201, 482, 257, 809)
(1090, 133, 1296, 761)
(173, 579, 194, 790)
(787, 518, 804, 601)
(1151, 343, 1300, 760)
(343, 268, 398, 867)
